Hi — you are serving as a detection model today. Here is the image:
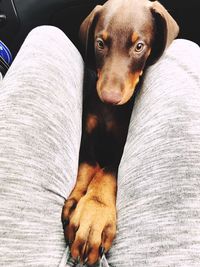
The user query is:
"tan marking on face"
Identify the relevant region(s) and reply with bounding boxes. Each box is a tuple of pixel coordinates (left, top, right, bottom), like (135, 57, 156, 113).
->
(147, 48, 151, 57)
(97, 69, 101, 78)
(131, 32, 139, 44)
(118, 72, 141, 105)
(128, 72, 141, 88)
(102, 30, 109, 41)
(97, 70, 103, 99)
(86, 114, 98, 133)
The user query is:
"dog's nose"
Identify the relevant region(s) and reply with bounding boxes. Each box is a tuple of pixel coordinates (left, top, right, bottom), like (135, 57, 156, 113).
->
(101, 90, 122, 104)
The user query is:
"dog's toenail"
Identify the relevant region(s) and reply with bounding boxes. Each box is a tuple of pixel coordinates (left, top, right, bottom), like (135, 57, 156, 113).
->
(76, 256, 81, 263)
(83, 257, 88, 264)
(99, 246, 105, 257)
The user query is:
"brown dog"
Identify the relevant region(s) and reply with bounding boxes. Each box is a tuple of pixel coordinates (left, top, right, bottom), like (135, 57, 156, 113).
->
(62, 0, 179, 265)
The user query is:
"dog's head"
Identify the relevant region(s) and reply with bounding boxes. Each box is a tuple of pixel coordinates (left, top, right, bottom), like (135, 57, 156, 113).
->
(79, 0, 179, 105)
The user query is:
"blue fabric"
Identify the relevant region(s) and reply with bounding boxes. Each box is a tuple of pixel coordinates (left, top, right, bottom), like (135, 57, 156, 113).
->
(0, 40, 13, 65)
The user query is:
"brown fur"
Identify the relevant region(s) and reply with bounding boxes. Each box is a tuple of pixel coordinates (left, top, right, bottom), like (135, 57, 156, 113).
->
(62, 0, 179, 265)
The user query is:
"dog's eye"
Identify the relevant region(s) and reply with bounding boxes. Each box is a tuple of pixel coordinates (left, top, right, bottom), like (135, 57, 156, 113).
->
(96, 38, 105, 50)
(135, 42, 145, 53)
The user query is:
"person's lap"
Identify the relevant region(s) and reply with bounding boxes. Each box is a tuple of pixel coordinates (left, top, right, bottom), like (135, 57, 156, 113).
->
(110, 39, 200, 266)
(0, 26, 200, 267)
(0, 26, 83, 266)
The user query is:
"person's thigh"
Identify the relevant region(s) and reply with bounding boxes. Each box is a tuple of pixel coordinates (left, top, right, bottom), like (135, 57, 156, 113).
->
(0, 26, 84, 266)
(109, 40, 200, 267)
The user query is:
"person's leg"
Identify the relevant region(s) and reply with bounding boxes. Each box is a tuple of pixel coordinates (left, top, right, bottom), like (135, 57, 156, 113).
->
(0, 26, 84, 266)
(109, 40, 200, 266)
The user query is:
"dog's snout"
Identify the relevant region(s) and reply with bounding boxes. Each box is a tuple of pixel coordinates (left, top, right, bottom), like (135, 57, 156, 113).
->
(101, 90, 122, 105)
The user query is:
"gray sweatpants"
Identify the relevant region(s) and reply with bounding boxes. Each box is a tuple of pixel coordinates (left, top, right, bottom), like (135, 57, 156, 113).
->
(0, 26, 200, 267)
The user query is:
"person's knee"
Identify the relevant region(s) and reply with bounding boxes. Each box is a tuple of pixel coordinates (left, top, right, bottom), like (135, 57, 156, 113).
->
(27, 25, 68, 43)
(164, 39, 200, 68)
(169, 39, 199, 53)
(142, 38, 200, 100)
(21, 25, 83, 65)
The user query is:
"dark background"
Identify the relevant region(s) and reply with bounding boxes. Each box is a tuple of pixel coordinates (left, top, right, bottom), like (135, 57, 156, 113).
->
(0, 0, 199, 58)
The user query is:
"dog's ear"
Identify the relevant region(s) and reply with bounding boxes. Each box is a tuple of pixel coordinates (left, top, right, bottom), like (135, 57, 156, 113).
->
(148, 1, 179, 64)
(79, 5, 102, 68)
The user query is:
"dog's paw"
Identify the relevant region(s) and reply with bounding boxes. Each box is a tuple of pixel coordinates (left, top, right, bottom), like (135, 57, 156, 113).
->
(62, 197, 79, 230)
(62, 163, 100, 231)
(63, 193, 116, 265)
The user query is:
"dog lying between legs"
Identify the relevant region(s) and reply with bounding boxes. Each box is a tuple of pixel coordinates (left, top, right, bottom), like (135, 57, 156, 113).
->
(62, 0, 179, 265)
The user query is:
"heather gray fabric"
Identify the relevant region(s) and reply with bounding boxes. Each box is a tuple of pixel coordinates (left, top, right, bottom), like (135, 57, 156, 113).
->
(0, 26, 83, 266)
(0, 25, 200, 267)
(109, 39, 200, 267)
